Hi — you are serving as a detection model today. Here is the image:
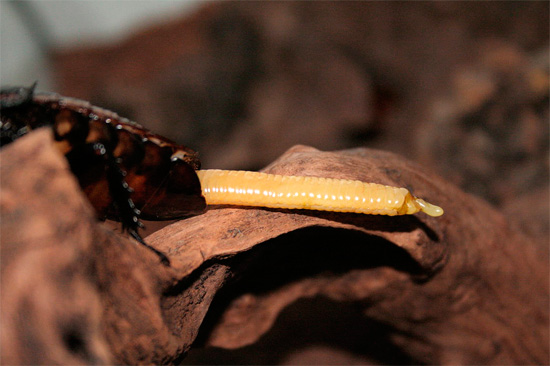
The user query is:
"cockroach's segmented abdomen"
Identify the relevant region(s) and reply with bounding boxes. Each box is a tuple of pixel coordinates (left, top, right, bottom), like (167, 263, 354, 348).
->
(196, 169, 443, 217)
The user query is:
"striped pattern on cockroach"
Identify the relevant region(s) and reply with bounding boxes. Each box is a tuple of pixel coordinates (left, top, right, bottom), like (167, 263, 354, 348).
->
(1, 85, 443, 265)
(1, 84, 205, 265)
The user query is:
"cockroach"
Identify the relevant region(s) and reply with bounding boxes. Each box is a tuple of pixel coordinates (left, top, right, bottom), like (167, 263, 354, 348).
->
(1, 85, 443, 265)
(1, 84, 205, 265)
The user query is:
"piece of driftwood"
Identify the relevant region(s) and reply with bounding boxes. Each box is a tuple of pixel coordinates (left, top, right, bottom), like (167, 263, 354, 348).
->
(1, 129, 548, 364)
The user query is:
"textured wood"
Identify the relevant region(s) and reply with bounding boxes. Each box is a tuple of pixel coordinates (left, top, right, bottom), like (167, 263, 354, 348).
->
(1, 130, 548, 365)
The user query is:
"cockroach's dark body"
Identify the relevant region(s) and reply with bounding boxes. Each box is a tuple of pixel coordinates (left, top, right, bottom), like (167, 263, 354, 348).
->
(1, 85, 206, 265)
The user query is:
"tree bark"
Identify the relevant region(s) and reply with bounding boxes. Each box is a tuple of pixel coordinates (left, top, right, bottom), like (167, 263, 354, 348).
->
(1, 129, 548, 364)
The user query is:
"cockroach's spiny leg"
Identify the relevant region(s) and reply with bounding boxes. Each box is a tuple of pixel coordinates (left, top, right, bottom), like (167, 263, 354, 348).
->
(196, 169, 443, 217)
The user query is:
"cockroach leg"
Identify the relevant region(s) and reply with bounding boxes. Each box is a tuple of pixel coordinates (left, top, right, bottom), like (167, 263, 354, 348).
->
(128, 228, 170, 266)
(100, 142, 171, 265)
(70, 140, 170, 265)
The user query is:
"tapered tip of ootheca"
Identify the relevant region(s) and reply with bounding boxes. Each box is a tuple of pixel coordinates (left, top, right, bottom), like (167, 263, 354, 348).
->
(415, 198, 444, 217)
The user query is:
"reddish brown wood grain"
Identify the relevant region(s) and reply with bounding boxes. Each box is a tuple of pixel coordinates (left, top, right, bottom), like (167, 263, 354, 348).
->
(1, 130, 548, 365)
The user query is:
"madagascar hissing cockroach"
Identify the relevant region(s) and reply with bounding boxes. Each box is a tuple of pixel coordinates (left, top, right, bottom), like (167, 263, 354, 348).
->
(1, 85, 443, 266)
(0, 84, 206, 265)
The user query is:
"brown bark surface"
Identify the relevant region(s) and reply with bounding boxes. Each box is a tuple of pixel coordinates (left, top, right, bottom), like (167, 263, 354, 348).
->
(1, 129, 548, 364)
